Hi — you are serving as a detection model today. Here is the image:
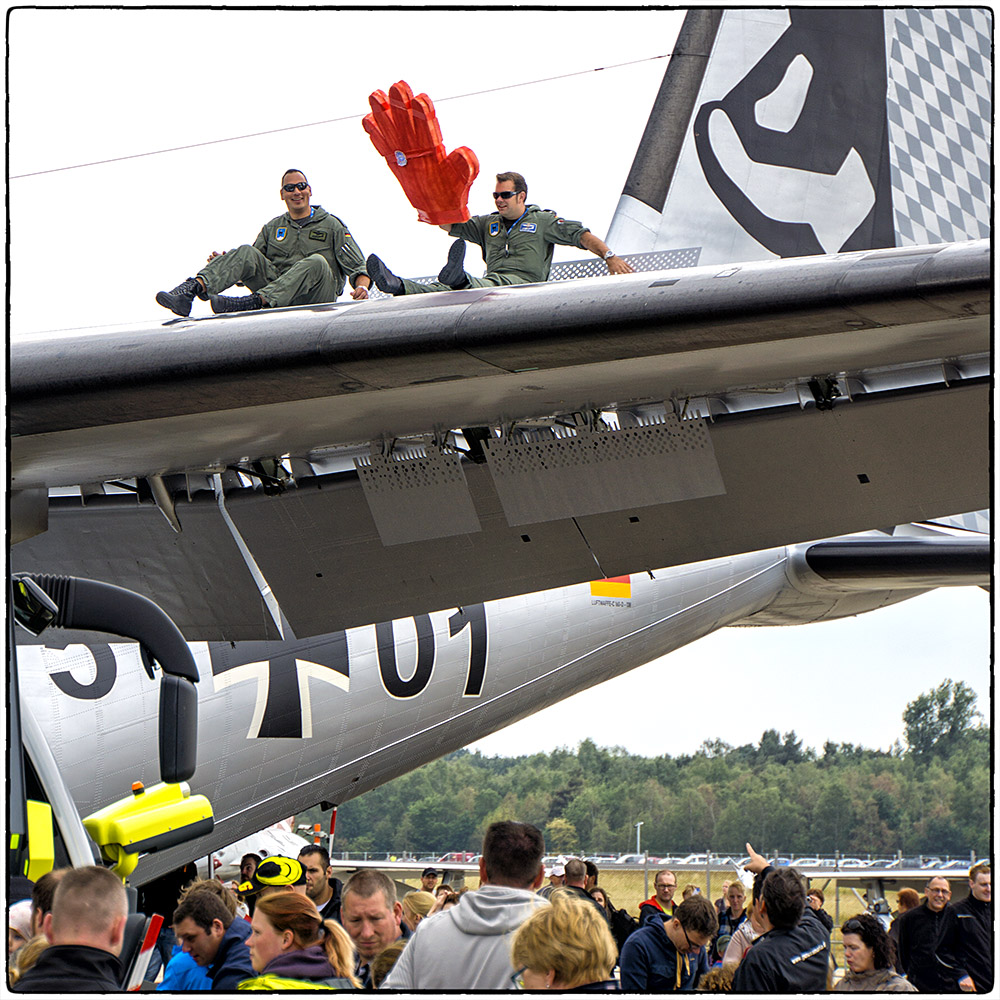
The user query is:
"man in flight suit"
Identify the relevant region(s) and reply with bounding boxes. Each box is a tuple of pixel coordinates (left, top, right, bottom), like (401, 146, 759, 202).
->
(366, 170, 633, 295)
(156, 169, 371, 316)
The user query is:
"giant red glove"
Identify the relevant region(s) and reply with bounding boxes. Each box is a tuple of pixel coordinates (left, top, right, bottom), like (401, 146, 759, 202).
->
(364, 80, 479, 225)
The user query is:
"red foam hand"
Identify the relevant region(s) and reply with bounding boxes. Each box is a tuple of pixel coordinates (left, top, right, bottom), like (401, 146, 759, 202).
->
(364, 81, 479, 225)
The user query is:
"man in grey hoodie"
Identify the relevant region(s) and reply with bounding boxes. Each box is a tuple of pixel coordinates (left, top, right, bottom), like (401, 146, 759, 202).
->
(382, 821, 548, 990)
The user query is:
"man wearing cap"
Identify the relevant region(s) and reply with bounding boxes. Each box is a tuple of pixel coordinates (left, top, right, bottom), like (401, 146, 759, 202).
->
(237, 855, 308, 898)
(420, 868, 440, 894)
(538, 861, 566, 899)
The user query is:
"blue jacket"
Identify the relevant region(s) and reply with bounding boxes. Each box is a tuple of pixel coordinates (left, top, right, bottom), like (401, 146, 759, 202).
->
(619, 919, 708, 991)
(157, 943, 211, 990)
(209, 918, 254, 991)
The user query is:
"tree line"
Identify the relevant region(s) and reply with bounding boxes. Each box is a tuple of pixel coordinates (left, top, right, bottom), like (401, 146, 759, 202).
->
(320, 679, 988, 858)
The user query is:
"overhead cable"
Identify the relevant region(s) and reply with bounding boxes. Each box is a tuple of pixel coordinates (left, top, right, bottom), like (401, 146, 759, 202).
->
(10, 54, 669, 180)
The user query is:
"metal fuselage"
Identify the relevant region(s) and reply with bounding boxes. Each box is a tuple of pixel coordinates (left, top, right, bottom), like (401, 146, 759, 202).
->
(18, 536, 933, 884)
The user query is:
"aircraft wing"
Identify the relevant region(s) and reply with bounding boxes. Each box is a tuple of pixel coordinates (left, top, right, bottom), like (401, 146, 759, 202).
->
(11, 240, 989, 640)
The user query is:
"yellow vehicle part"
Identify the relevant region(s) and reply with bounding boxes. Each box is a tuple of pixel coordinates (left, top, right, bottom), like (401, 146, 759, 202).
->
(83, 781, 214, 879)
(23, 799, 56, 882)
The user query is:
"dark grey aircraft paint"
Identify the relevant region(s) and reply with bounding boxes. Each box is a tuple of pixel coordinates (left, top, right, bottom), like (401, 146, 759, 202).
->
(694, 9, 894, 256)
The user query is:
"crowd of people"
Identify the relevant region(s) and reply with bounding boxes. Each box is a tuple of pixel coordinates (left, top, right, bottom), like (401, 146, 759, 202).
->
(6, 831, 991, 993)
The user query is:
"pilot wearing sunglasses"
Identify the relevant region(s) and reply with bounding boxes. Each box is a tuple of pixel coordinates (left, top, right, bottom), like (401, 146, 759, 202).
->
(157, 169, 371, 316)
(367, 170, 633, 296)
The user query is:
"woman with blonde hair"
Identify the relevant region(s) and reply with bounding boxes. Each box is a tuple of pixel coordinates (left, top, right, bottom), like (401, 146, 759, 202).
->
(239, 890, 359, 990)
(9, 936, 50, 986)
(401, 890, 436, 933)
(510, 889, 618, 990)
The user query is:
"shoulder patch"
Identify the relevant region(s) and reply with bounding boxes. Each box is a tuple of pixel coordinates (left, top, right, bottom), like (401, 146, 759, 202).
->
(309, 230, 328, 241)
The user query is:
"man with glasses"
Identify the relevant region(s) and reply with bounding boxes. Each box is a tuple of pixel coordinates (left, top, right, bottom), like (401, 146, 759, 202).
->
(156, 169, 371, 316)
(619, 894, 717, 991)
(895, 874, 954, 992)
(366, 171, 633, 296)
(639, 870, 678, 927)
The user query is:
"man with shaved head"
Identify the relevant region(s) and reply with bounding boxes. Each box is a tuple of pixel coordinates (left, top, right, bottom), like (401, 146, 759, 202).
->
(12, 865, 128, 992)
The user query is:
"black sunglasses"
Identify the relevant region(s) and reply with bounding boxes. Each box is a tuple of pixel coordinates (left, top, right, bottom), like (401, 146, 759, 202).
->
(283, 182, 309, 192)
(842, 918, 864, 933)
(493, 190, 517, 199)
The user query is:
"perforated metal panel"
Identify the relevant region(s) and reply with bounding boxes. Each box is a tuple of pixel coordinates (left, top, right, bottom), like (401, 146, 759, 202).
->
(548, 247, 701, 281)
(483, 413, 725, 525)
(355, 447, 480, 545)
(367, 247, 702, 298)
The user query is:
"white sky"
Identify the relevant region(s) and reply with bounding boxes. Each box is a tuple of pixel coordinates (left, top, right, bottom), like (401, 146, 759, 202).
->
(8, 8, 992, 759)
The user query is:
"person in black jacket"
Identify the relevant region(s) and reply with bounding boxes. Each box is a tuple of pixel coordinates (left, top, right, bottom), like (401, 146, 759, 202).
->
(560, 859, 609, 919)
(12, 866, 128, 993)
(895, 874, 953, 991)
(297, 846, 342, 924)
(731, 844, 830, 992)
(936, 862, 992, 993)
(807, 886, 835, 931)
(590, 886, 637, 955)
(887, 888, 921, 973)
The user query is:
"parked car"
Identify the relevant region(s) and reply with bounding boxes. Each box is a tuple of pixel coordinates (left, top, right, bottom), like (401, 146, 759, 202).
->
(614, 853, 646, 864)
(679, 854, 708, 865)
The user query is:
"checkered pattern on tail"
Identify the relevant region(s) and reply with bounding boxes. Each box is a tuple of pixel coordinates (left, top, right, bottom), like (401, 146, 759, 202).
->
(886, 8, 991, 245)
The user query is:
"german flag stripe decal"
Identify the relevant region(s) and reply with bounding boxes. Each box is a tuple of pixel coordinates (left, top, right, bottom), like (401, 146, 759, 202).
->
(590, 576, 631, 598)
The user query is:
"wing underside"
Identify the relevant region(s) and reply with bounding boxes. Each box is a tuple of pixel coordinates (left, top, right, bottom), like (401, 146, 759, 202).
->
(12, 241, 990, 639)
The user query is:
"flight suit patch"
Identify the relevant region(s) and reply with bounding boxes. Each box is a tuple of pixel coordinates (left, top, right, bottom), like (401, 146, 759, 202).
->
(276, 228, 287, 241)
(520, 222, 537, 232)
(489, 221, 500, 236)
(309, 230, 328, 241)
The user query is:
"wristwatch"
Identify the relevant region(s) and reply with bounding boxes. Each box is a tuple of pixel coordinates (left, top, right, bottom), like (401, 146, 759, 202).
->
(603, 249, 616, 260)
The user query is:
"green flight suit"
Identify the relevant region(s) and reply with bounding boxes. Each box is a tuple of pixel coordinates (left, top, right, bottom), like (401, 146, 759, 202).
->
(400, 204, 590, 294)
(198, 205, 367, 307)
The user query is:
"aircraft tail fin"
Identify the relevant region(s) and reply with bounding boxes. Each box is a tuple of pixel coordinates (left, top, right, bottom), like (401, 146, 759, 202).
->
(607, 8, 992, 264)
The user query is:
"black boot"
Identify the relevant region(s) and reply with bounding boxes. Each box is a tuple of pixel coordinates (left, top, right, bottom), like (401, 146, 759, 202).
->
(156, 277, 203, 317)
(366, 254, 405, 296)
(438, 240, 468, 289)
(210, 292, 264, 313)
